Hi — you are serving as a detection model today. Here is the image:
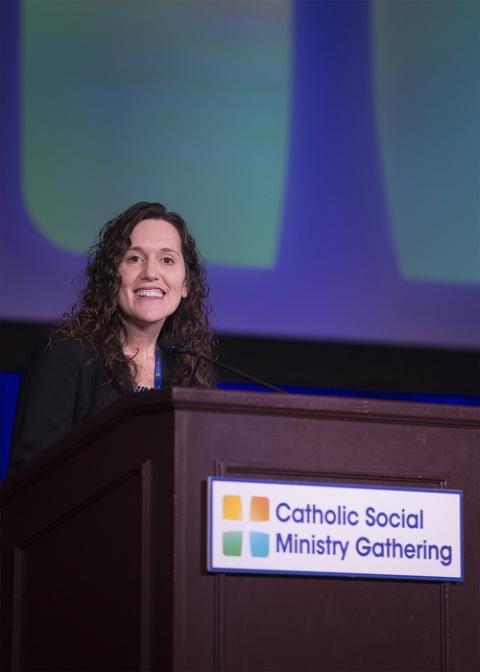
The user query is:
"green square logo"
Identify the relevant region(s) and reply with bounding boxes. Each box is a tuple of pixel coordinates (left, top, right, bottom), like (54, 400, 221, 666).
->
(223, 531, 242, 556)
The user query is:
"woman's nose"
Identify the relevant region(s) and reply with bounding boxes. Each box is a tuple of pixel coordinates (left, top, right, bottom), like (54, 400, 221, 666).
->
(142, 258, 159, 280)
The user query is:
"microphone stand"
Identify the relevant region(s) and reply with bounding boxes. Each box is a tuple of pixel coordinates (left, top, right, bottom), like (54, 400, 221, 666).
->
(159, 340, 286, 394)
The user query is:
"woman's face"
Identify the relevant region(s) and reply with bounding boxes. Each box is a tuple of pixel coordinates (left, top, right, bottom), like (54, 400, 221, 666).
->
(117, 218, 188, 332)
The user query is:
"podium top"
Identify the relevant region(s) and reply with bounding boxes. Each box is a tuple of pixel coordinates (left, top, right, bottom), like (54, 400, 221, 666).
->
(2, 387, 479, 497)
(144, 387, 480, 425)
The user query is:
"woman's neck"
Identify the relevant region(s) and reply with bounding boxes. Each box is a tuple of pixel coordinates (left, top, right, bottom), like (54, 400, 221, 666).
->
(123, 323, 162, 360)
(122, 323, 163, 389)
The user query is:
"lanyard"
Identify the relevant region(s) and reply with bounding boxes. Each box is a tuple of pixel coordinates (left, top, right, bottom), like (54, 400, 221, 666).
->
(154, 347, 163, 389)
(133, 347, 163, 392)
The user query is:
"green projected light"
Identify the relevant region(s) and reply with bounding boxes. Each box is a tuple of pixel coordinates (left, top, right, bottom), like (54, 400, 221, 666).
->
(22, 0, 291, 267)
(372, 0, 480, 285)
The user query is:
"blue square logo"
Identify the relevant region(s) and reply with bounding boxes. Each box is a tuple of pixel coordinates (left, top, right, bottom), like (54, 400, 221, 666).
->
(250, 532, 269, 557)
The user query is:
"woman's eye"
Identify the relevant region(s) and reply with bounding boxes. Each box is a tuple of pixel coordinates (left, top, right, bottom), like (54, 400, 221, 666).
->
(127, 255, 142, 263)
(162, 256, 174, 264)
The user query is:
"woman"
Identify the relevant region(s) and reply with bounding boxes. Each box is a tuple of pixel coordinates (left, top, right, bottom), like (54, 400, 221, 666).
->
(9, 202, 216, 472)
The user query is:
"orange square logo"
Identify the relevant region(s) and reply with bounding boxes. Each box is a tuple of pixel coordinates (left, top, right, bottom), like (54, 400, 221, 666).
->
(250, 496, 269, 521)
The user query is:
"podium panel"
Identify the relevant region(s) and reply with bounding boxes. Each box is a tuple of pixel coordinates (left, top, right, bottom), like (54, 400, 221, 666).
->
(1, 389, 479, 671)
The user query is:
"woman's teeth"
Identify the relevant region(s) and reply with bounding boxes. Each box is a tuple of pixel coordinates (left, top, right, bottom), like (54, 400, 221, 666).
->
(134, 289, 165, 297)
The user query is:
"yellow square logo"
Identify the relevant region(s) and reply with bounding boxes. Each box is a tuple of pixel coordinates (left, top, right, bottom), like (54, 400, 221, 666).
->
(223, 495, 242, 520)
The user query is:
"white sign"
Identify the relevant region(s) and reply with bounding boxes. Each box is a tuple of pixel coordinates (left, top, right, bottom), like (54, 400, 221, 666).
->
(208, 477, 463, 582)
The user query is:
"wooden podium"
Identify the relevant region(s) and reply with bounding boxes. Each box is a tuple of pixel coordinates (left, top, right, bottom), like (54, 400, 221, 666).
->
(1, 388, 479, 671)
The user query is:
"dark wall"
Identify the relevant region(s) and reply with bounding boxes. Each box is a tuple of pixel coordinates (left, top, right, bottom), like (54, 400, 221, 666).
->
(1, 320, 479, 399)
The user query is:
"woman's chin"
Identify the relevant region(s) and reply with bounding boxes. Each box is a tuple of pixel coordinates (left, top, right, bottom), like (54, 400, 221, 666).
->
(124, 314, 168, 333)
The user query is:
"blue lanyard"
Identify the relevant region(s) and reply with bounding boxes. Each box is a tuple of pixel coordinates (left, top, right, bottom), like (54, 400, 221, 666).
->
(154, 347, 163, 389)
(133, 348, 163, 392)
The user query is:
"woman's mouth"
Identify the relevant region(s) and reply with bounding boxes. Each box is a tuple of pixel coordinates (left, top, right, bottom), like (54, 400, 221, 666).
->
(134, 288, 166, 298)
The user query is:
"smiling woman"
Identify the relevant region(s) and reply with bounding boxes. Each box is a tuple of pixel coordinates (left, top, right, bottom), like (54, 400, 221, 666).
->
(118, 219, 189, 337)
(9, 202, 216, 472)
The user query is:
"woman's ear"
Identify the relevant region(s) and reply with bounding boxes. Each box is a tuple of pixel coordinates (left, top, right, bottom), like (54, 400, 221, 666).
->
(182, 282, 189, 299)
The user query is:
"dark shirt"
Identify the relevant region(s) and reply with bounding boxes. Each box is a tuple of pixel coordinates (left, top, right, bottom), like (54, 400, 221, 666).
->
(9, 336, 144, 473)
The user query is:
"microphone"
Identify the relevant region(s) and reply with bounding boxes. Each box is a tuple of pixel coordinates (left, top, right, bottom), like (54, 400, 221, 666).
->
(158, 338, 198, 358)
(158, 339, 286, 394)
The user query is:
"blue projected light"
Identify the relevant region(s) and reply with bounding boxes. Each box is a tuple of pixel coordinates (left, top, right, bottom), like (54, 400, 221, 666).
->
(0, 0, 479, 347)
(0, 372, 22, 478)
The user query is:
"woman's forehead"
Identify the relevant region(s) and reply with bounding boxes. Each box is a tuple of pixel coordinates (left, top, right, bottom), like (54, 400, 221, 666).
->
(129, 218, 182, 251)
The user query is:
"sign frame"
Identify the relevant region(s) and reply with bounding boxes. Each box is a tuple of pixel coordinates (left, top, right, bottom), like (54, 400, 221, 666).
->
(207, 476, 464, 582)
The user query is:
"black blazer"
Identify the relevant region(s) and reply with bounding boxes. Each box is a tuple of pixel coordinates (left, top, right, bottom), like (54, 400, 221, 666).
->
(9, 336, 176, 473)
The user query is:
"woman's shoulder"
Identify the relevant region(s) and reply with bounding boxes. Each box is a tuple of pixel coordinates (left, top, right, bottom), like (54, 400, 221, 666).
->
(33, 333, 99, 367)
(18, 333, 106, 400)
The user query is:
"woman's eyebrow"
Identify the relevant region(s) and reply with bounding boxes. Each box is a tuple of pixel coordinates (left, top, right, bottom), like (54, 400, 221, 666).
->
(127, 245, 180, 255)
(159, 247, 180, 255)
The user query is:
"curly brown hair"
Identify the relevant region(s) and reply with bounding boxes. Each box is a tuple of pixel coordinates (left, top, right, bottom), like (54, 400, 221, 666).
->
(59, 202, 216, 389)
